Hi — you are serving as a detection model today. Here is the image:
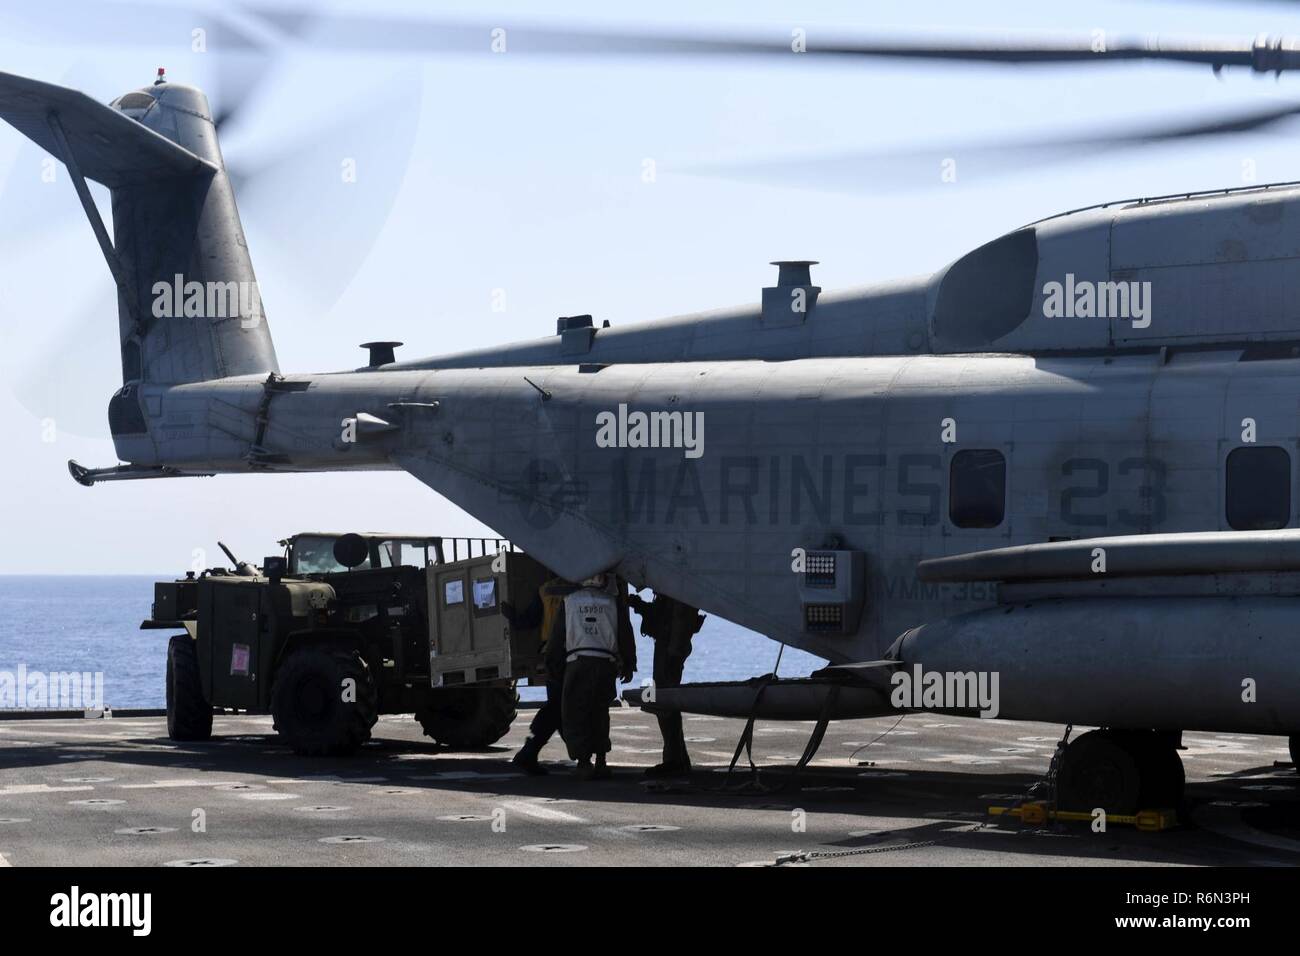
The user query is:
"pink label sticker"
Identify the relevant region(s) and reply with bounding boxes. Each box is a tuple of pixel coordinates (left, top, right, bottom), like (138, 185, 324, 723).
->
(230, 643, 251, 676)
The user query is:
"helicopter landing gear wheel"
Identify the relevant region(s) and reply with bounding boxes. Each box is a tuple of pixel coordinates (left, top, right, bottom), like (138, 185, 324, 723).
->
(1056, 729, 1184, 815)
(1130, 731, 1185, 810)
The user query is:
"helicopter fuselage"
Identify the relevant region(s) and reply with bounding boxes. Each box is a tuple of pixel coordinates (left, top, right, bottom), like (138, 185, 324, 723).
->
(114, 344, 1300, 668)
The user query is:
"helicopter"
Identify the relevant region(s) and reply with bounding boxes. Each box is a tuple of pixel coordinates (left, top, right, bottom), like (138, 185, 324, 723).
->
(6, 22, 1300, 813)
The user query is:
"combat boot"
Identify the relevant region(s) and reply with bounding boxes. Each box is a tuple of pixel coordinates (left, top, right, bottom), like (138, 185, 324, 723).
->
(643, 759, 691, 778)
(511, 737, 548, 775)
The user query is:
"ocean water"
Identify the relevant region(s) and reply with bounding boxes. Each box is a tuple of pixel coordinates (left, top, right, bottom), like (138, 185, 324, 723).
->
(0, 576, 824, 708)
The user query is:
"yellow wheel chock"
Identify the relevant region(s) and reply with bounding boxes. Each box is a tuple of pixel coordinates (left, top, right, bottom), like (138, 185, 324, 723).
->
(988, 802, 1178, 831)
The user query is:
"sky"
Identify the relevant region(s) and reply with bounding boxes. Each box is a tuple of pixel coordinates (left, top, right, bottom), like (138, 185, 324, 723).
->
(3, 0, 1300, 573)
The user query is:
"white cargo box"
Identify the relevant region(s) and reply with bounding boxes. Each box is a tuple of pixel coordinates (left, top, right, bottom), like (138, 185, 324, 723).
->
(427, 550, 550, 687)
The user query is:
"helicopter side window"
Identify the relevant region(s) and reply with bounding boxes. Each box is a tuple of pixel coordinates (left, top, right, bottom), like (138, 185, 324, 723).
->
(949, 449, 1006, 529)
(1226, 446, 1291, 531)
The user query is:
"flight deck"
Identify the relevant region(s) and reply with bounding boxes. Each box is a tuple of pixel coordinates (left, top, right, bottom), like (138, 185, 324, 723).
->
(0, 707, 1296, 867)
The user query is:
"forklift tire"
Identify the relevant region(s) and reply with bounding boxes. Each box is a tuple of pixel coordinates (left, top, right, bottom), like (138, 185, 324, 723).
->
(166, 634, 213, 742)
(415, 686, 518, 749)
(271, 645, 377, 756)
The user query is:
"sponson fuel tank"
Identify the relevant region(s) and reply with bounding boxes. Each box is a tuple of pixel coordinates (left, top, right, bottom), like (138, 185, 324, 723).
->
(891, 530, 1300, 734)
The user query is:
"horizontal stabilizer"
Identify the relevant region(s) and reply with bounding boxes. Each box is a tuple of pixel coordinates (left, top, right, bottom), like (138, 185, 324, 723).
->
(0, 71, 215, 186)
(68, 459, 213, 487)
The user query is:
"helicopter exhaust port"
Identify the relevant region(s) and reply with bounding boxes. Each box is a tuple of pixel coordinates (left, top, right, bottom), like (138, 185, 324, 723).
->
(761, 260, 820, 328)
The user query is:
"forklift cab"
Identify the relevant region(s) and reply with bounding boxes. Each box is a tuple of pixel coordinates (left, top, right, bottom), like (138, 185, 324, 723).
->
(283, 533, 444, 575)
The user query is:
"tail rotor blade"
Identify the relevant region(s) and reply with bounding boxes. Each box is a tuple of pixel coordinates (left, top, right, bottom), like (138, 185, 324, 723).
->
(231, 69, 424, 313)
(13, 285, 121, 438)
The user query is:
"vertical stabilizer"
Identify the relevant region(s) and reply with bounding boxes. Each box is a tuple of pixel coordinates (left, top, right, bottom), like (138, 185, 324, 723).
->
(0, 70, 279, 437)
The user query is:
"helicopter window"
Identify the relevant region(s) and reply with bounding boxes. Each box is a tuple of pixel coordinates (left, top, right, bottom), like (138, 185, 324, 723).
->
(115, 91, 155, 111)
(949, 450, 1006, 528)
(1226, 447, 1291, 531)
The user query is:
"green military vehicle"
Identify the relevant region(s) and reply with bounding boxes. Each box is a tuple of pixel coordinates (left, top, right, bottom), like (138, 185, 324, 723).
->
(145, 532, 553, 755)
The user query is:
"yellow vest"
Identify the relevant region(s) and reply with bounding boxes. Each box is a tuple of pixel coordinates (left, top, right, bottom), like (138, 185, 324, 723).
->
(539, 578, 565, 650)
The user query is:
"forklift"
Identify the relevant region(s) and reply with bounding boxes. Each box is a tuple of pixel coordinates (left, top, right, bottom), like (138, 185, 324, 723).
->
(144, 532, 553, 755)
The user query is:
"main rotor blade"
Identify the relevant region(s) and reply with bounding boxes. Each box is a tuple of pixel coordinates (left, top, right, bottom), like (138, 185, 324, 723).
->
(683, 100, 1300, 194)
(244, 12, 1300, 74)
